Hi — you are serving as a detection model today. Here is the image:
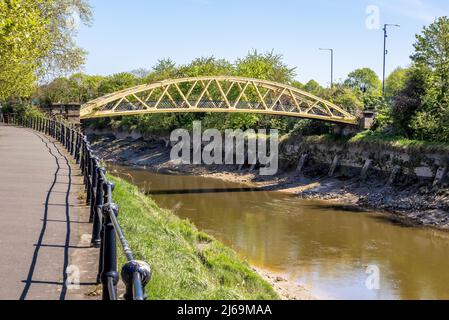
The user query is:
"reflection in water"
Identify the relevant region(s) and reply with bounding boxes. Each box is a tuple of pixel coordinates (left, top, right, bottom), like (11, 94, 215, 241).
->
(112, 165, 449, 300)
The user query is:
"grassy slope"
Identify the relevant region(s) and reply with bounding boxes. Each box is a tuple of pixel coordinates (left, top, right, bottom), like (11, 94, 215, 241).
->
(109, 175, 279, 300)
(299, 130, 449, 154)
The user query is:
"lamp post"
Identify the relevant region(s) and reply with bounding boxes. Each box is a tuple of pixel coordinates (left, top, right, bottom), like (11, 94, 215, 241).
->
(382, 24, 400, 96)
(319, 48, 334, 88)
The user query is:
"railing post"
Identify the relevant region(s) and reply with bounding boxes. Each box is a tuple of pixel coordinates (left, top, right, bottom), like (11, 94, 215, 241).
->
(70, 129, 75, 156)
(66, 126, 70, 149)
(90, 157, 99, 222)
(101, 196, 119, 300)
(91, 167, 105, 248)
(86, 146, 93, 209)
(75, 132, 81, 163)
(80, 138, 86, 175)
(59, 122, 62, 144)
(121, 261, 152, 301)
(97, 180, 109, 284)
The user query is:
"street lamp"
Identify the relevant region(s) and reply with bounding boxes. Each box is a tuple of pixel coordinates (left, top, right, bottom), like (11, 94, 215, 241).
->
(319, 48, 334, 88)
(382, 24, 400, 95)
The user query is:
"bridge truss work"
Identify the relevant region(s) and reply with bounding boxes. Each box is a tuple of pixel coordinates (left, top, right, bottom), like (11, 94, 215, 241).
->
(80, 76, 358, 125)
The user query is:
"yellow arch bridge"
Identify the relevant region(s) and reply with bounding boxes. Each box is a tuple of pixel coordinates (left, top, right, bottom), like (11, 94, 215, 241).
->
(80, 76, 358, 125)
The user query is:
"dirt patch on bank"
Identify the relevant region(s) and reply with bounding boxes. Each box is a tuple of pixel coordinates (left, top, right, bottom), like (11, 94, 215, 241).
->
(252, 267, 316, 300)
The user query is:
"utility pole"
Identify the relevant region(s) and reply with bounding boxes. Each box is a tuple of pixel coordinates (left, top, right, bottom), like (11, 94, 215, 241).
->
(319, 48, 334, 88)
(382, 24, 400, 95)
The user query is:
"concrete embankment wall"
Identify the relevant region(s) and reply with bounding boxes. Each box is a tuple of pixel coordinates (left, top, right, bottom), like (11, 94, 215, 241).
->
(85, 127, 449, 186)
(280, 136, 449, 186)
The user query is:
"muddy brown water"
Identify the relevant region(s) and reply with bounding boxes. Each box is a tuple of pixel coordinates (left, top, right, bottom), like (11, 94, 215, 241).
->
(111, 165, 449, 300)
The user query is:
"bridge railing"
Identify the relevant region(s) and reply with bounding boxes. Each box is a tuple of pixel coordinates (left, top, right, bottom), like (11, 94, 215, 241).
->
(3, 115, 151, 300)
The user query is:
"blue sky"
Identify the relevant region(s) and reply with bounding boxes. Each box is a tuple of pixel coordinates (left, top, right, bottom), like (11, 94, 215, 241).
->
(76, 0, 449, 86)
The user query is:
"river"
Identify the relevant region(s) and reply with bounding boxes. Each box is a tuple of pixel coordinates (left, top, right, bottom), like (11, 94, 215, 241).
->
(111, 165, 449, 300)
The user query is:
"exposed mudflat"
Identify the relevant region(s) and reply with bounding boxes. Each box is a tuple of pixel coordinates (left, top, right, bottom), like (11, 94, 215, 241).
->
(89, 134, 449, 231)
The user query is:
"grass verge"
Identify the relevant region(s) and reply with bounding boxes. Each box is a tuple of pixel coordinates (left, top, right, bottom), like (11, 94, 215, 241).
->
(108, 175, 279, 300)
(296, 131, 449, 154)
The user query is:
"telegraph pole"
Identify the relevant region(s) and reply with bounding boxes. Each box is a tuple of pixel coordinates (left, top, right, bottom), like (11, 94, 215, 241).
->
(382, 24, 400, 95)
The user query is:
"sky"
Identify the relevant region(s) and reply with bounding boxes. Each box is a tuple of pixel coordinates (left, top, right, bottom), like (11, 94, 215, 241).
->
(76, 0, 449, 86)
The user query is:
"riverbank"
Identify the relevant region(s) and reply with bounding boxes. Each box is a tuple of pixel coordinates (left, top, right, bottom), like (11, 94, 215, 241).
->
(90, 133, 449, 231)
(109, 174, 281, 300)
(110, 173, 318, 300)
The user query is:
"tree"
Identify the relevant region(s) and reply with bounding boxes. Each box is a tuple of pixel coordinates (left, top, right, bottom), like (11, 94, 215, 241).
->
(35, 73, 104, 105)
(36, 77, 73, 105)
(0, 0, 92, 100)
(144, 58, 178, 82)
(179, 57, 233, 78)
(411, 16, 449, 105)
(98, 73, 137, 96)
(344, 68, 383, 110)
(0, 0, 49, 99)
(407, 16, 449, 142)
(235, 50, 296, 83)
(302, 80, 324, 96)
(344, 68, 382, 95)
(324, 84, 363, 115)
(390, 66, 427, 136)
(38, 0, 93, 78)
(384, 67, 410, 101)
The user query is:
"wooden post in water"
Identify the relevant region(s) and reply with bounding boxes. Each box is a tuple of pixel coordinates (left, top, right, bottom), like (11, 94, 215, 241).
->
(388, 165, 401, 186)
(328, 155, 339, 177)
(296, 154, 308, 174)
(433, 166, 448, 187)
(360, 159, 372, 181)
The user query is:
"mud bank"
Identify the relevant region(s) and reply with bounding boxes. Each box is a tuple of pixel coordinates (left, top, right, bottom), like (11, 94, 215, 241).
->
(88, 132, 449, 231)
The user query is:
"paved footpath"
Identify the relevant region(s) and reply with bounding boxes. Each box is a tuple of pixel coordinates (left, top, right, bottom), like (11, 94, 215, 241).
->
(0, 124, 98, 300)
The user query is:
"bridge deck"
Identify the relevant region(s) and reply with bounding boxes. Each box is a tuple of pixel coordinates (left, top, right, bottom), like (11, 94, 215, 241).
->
(0, 124, 98, 300)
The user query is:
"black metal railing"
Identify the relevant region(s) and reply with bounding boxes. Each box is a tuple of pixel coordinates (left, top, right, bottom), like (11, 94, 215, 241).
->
(1, 114, 151, 300)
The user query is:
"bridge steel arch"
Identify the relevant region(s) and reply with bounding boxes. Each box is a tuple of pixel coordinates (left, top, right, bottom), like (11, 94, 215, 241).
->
(80, 76, 358, 125)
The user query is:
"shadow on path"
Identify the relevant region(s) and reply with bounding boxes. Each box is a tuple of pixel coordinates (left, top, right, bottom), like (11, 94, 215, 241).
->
(19, 132, 72, 300)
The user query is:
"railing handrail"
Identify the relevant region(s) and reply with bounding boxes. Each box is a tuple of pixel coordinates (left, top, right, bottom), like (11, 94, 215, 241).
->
(1, 114, 151, 300)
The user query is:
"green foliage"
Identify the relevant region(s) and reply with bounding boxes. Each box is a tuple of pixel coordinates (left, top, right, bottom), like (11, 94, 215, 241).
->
(406, 16, 449, 142)
(35, 73, 105, 105)
(349, 130, 449, 153)
(0, 0, 50, 99)
(98, 72, 138, 96)
(324, 84, 364, 115)
(390, 66, 427, 136)
(144, 58, 179, 82)
(0, 0, 92, 100)
(235, 50, 296, 82)
(109, 175, 278, 300)
(291, 119, 332, 136)
(302, 80, 324, 96)
(343, 67, 383, 110)
(344, 68, 382, 94)
(180, 57, 233, 78)
(1, 102, 44, 119)
(412, 16, 449, 105)
(384, 67, 410, 101)
(39, 0, 93, 78)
